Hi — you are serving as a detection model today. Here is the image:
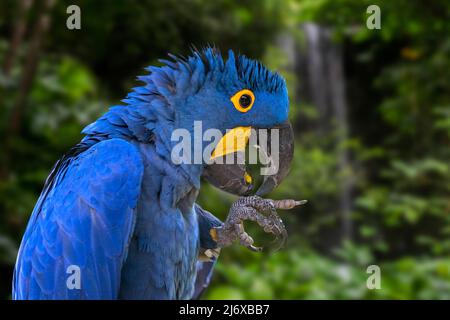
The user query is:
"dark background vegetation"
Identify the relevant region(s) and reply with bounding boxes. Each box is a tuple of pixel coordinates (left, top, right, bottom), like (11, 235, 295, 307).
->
(1, 0, 449, 299)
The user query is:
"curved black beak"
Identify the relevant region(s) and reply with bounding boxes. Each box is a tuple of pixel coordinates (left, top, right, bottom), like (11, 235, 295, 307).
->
(255, 121, 294, 196)
(202, 121, 294, 196)
(202, 161, 253, 196)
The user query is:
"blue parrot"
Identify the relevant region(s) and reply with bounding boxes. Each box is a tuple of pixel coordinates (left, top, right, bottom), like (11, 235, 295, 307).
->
(12, 47, 294, 299)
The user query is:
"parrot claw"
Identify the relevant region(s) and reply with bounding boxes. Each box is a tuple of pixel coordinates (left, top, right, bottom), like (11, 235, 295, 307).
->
(248, 245, 263, 252)
(215, 195, 306, 251)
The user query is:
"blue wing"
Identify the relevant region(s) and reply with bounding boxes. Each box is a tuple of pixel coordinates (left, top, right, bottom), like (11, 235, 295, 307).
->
(193, 260, 217, 299)
(193, 204, 222, 299)
(13, 138, 144, 299)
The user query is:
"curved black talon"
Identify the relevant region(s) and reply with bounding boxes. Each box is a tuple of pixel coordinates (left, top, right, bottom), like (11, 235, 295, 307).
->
(248, 245, 263, 252)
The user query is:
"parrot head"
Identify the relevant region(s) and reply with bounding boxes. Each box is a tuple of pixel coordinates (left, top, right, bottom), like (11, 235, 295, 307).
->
(129, 47, 294, 196)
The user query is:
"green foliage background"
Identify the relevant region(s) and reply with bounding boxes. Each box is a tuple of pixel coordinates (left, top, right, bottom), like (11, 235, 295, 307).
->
(0, 0, 449, 299)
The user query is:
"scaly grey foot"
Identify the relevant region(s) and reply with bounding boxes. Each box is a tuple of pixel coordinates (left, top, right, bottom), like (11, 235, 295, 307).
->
(214, 196, 307, 252)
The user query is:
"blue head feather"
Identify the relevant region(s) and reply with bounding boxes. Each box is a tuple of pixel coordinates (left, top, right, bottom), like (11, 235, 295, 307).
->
(83, 47, 288, 140)
(80, 47, 289, 189)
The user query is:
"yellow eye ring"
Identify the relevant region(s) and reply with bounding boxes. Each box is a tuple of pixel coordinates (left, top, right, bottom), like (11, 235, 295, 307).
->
(230, 89, 255, 113)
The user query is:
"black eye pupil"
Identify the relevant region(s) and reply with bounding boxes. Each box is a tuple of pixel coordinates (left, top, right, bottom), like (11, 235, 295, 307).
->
(239, 94, 252, 108)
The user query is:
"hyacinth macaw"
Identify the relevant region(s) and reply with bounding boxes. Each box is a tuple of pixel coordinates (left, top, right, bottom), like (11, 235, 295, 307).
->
(13, 47, 295, 299)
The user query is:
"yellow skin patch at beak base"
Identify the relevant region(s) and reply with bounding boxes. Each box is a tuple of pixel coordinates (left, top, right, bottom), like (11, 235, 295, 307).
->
(210, 126, 251, 160)
(244, 172, 252, 184)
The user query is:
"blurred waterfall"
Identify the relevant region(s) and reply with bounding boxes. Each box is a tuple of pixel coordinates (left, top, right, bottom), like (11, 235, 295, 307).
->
(279, 23, 354, 242)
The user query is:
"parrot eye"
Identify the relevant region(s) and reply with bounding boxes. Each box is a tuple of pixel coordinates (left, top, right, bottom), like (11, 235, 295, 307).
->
(230, 89, 255, 113)
(239, 94, 252, 108)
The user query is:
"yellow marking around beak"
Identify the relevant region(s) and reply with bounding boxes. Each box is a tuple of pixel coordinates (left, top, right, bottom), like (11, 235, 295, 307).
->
(210, 126, 252, 160)
(244, 172, 252, 184)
